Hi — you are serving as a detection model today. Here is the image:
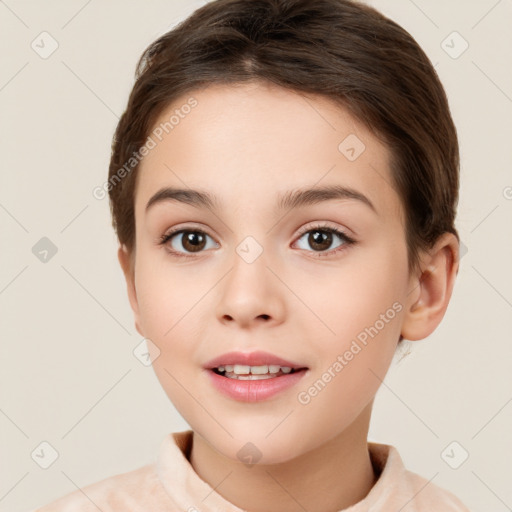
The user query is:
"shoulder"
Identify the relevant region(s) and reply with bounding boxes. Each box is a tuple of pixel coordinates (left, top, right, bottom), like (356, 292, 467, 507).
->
(402, 469, 472, 512)
(368, 442, 471, 511)
(31, 463, 174, 512)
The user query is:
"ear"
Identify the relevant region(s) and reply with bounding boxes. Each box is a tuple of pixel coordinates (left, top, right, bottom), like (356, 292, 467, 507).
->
(401, 233, 460, 341)
(117, 245, 144, 337)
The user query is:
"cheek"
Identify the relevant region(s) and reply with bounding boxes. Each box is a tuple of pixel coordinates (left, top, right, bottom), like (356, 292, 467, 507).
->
(133, 256, 210, 384)
(133, 261, 202, 412)
(305, 249, 406, 343)
(297, 247, 407, 397)
(134, 255, 204, 339)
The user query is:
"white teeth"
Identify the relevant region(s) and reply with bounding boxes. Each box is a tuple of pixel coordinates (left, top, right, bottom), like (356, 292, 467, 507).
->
(250, 365, 271, 375)
(216, 364, 296, 376)
(233, 364, 251, 374)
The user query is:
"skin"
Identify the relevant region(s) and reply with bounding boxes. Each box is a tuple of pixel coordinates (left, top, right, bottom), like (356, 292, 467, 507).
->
(118, 81, 459, 512)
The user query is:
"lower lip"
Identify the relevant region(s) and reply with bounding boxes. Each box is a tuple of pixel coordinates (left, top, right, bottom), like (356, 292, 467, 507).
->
(205, 369, 308, 402)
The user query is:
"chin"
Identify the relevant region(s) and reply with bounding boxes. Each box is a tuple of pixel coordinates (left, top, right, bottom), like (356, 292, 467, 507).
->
(194, 420, 317, 466)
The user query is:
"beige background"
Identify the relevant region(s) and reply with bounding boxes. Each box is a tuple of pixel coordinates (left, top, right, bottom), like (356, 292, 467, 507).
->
(1, 1, 511, 511)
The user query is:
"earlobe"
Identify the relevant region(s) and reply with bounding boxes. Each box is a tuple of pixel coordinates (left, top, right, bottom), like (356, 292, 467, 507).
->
(117, 245, 144, 337)
(401, 233, 459, 341)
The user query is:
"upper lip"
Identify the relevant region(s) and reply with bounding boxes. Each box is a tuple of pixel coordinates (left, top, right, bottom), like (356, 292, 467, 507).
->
(203, 350, 308, 369)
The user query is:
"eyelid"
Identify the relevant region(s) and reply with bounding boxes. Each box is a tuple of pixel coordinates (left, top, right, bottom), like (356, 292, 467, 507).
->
(158, 223, 218, 246)
(295, 221, 350, 238)
(159, 222, 216, 240)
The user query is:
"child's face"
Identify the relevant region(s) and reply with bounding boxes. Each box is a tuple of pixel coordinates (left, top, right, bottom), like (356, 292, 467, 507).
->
(124, 81, 416, 463)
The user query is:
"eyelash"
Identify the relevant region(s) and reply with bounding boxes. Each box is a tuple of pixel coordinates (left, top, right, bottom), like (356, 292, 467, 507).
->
(158, 223, 356, 260)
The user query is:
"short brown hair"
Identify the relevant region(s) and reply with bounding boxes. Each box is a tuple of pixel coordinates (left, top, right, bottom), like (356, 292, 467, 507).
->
(108, 0, 459, 274)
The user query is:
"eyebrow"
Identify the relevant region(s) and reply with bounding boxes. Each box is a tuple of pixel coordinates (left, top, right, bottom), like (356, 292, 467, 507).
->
(145, 185, 377, 214)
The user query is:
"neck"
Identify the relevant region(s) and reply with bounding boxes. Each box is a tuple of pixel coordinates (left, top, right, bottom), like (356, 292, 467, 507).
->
(189, 402, 377, 512)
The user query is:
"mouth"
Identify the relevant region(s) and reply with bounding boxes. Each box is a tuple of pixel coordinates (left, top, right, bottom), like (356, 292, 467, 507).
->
(205, 354, 310, 402)
(203, 350, 309, 381)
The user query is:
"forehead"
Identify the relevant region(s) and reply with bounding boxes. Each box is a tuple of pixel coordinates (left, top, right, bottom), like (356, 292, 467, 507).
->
(135, 82, 402, 222)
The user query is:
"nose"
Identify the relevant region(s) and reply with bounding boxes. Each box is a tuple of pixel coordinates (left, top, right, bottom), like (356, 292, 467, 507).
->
(215, 247, 286, 329)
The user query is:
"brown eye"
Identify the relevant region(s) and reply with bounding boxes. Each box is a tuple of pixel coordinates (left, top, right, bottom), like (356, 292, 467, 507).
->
(180, 231, 207, 252)
(294, 225, 355, 256)
(307, 230, 333, 251)
(161, 229, 217, 256)
(296, 228, 344, 252)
